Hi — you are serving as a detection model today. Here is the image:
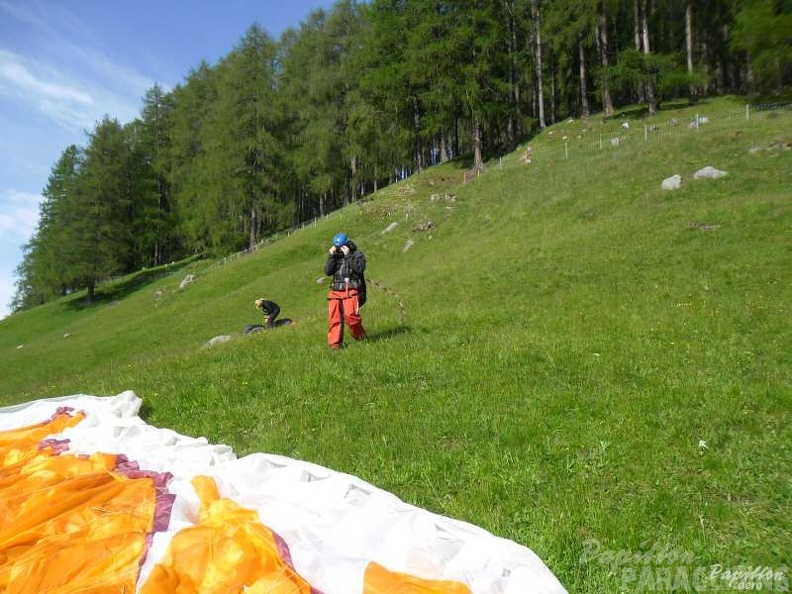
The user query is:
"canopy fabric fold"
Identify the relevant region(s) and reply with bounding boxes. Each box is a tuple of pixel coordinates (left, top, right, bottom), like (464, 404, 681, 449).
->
(0, 392, 567, 594)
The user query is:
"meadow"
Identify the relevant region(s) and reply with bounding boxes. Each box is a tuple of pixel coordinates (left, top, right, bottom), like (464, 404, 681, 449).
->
(1, 96, 789, 592)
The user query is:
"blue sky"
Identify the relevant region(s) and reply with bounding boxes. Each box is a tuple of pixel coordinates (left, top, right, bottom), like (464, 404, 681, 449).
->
(0, 0, 336, 319)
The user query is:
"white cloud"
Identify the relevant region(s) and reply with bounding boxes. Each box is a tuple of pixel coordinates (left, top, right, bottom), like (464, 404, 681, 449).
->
(68, 44, 156, 98)
(0, 189, 42, 242)
(0, 50, 96, 132)
(0, 50, 93, 104)
(0, 279, 13, 319)
(0, 49, 147, 133)
(0, 0, 156, 132)
(0, 1, 47, 29)
(0, 190, 41, 318)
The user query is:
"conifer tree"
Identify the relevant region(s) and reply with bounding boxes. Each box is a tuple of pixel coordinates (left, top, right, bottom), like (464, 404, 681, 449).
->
(68, 116, 135, 302)
(12, 145, 83, 309)
(204, 24, 285, 252)
(138, 84, 177, 266)
(168, 62, 219, 254)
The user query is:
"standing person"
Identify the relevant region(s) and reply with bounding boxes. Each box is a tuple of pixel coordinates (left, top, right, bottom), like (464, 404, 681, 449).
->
(254, 297, 280, 329)
(325, 232, 367, 349)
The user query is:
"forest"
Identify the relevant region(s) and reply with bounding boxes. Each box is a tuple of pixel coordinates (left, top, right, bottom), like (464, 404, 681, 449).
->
(12, 0, 791, 311)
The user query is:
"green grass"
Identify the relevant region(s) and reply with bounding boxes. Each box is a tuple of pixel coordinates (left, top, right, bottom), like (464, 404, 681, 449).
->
(1, 96, 790, 592)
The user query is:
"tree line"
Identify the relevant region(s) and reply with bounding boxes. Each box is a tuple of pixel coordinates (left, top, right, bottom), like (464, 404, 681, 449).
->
(12, 0, 790, 311)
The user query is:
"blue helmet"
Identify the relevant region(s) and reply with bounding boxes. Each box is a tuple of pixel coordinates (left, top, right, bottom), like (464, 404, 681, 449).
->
(332, 232, 349, 247)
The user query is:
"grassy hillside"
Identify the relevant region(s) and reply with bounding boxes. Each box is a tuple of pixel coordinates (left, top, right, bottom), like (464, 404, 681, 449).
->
(1, 96, 789, 592)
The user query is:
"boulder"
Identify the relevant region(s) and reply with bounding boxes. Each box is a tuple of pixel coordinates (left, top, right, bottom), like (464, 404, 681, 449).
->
(661, 174, 682, 190)
(694, 166, 727, 180)
(204, 335, 232, 348)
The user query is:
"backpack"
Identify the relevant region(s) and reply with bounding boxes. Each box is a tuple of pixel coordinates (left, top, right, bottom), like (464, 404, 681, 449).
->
(358, 276, 367, 307)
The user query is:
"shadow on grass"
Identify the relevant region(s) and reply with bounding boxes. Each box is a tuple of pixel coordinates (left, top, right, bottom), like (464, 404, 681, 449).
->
(615, 99, 696, 119)
(366, 324, 411, 342)
(138, 398, 154, 423)
(63, 259, 198, 311)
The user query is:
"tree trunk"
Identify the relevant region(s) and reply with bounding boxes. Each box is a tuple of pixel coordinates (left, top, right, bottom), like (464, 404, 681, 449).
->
(550, 52, 557, 125)
(248, 205, 256, 250)
(473, 120, 484, 171)
(350, 154, 357, 201)
(633, 0, 646, 102)
(413, 97, 424, 172)
(453, 115, 460, 158)
(505, 0, 519, 144)
(685, 0, 696, 100)
(641, 0, 658, 116)
(532, 0, 547, 129)
(579, 37, 590, 118)
(598, 2, 614, 117)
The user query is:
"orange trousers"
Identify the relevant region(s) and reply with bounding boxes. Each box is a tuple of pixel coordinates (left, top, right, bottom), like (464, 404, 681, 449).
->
(327, 289, 366, 348)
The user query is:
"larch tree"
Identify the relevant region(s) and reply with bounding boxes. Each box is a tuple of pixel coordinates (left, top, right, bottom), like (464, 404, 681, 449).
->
(138, 84, 176, 266)
(12, 145, 84, 309)
(70, 116, 135, 302)
(168, 61, 219, 254)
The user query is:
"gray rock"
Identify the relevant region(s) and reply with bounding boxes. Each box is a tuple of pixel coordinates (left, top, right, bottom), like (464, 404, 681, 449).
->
(661, 174, 682, 190)
(179, 274, 197, 290)
(204, 335, 232, 348)
(768, 141, 791, 151)
(382, 222, 398, 234)
(694, 166, 727, 179)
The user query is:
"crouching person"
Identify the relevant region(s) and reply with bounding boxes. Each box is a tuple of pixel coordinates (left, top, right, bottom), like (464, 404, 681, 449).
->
(254, 298, 280, 329)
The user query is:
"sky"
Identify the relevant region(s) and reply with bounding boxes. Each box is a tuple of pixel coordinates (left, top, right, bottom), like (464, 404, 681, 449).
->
(0, 0, 337, 320)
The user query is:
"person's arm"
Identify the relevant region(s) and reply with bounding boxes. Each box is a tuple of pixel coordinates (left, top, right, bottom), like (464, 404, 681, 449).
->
(324, 251, 340, 276)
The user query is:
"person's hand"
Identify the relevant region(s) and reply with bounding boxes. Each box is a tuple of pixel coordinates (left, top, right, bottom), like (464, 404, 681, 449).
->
(340, 245, 350, 256)
(328, 246, 337, 255)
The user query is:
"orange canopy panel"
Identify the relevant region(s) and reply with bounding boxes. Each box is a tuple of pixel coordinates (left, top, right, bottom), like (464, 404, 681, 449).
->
(364, 561, 472, 594)
(0, 392, 567, 594)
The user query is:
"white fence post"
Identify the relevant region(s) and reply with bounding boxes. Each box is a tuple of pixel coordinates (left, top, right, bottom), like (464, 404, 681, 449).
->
(745, 104, 750, 121)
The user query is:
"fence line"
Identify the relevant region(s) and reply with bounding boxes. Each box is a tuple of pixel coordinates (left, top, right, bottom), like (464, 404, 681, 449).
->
(213, 102, 789, 267)
(504, 102, 790, 168)
(210, 209, 341, 269)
